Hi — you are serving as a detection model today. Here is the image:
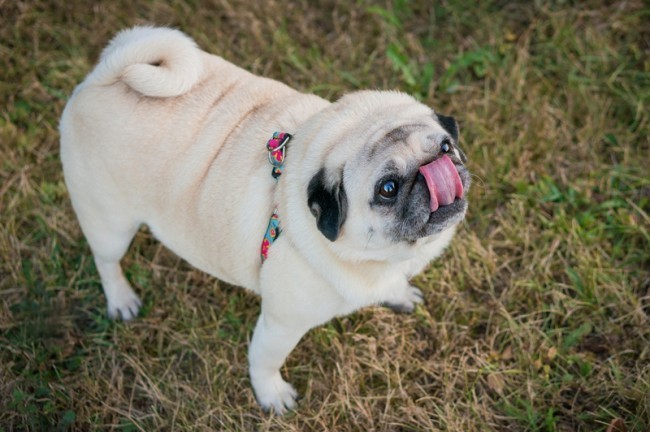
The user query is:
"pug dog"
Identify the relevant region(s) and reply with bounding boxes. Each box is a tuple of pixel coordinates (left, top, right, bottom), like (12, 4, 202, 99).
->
(60, 26, 471, 413)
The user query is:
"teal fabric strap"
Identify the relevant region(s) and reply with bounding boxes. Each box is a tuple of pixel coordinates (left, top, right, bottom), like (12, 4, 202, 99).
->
(261, 132, 292, 262)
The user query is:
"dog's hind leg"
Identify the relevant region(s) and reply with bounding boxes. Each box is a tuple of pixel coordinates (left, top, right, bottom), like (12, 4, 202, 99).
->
(90, 219, 142, 320)
(71, 195, 142, 320)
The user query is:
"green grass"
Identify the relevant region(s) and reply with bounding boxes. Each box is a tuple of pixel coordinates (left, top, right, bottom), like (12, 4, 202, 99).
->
(1, 0, 648, 430)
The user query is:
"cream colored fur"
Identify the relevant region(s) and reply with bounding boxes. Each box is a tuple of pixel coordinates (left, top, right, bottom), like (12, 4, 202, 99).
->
(60, 26, 464, 413)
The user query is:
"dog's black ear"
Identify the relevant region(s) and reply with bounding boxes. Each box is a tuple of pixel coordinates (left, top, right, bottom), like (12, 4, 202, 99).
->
(436, 113, 459, 143)
(307, 169, 348, 242)
(436, 113, 467, 163)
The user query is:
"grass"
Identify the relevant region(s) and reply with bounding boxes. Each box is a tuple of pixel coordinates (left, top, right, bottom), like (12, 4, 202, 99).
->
(1, 0, 648, 430)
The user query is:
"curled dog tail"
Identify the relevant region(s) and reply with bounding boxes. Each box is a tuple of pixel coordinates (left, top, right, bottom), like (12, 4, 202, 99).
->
(85, 26, 203, 97)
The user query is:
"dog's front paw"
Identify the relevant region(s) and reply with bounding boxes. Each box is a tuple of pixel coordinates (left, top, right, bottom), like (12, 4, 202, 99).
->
(383, 284, 424, 314)
(252, 372, 298, 415)
(106, 284, 142, 321)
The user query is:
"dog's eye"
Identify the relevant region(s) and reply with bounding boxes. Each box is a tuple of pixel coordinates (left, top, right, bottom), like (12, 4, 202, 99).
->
(441, 140, 451, 153)
(379, 180, 399, 199)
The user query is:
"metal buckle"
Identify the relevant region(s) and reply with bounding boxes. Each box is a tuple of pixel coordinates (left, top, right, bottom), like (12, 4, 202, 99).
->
(267, 133, 292, 166)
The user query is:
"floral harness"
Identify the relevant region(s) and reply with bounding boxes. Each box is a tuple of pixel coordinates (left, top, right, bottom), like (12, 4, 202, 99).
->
(260, 132, 292, 262)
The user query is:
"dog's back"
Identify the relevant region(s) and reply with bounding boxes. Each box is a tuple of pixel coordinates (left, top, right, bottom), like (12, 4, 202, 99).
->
(59, 26, 327, 301)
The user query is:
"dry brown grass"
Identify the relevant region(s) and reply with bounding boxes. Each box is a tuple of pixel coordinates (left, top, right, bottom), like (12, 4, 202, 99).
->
(1, 1, 648, 431)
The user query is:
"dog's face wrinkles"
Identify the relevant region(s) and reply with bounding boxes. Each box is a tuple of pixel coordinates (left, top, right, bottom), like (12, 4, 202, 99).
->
(360, 124, 469, 247)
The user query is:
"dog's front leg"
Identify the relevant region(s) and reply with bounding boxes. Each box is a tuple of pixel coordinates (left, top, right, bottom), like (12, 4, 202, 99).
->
(383, 283, 424, 314)
(248, 311, 309, 414)
(249, 244, 349, 413)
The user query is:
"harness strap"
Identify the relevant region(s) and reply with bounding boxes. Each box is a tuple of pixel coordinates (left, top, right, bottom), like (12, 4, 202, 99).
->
(260, 132, 292, 262)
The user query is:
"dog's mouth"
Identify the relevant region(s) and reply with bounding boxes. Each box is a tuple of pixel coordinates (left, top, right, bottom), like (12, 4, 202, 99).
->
(418, 155, 464, 212)
(383, 156, 470, 243)
(401, 158, 470, 242)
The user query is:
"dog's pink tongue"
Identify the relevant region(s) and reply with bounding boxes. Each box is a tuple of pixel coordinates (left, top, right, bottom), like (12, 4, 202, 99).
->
(418, 155, 464, 212)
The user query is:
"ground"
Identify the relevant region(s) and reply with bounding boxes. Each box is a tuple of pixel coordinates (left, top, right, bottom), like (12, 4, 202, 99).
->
(0, 1, 648, 431)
